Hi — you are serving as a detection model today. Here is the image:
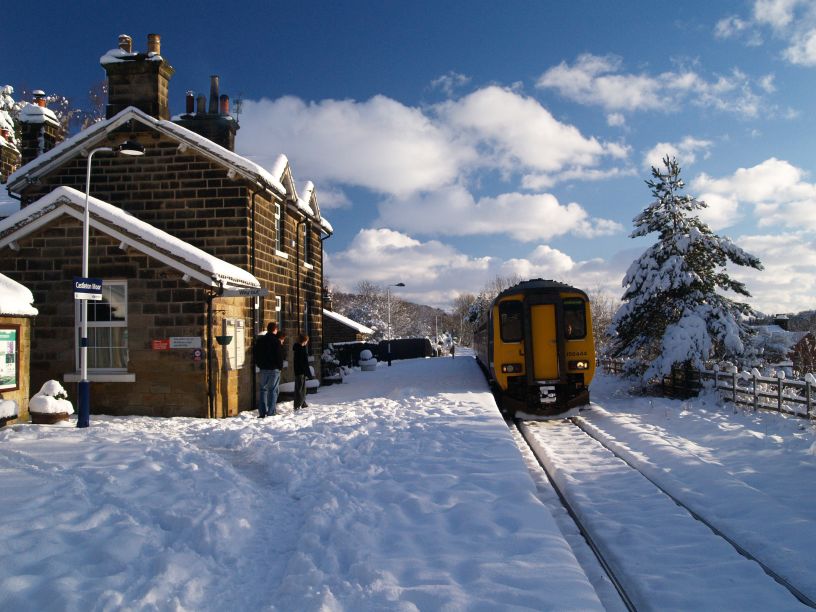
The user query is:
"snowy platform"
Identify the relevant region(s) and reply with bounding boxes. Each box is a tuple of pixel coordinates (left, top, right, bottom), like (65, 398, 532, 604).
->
(0, 352, 602, 610)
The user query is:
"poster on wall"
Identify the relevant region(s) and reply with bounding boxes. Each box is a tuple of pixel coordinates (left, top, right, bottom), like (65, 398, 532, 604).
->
(0, 326, 19, 391)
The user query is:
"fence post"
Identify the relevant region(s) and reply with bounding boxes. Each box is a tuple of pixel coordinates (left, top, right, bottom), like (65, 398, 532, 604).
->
(777, 373, 784, 413)
(807, 378, 812, 418)
(732, 369, 738, 404)
(753, 372, 758, 412)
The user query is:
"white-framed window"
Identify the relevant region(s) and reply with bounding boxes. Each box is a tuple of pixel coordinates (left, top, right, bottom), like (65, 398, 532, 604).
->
(275, 202, 284, 253)
(276, 295, 283, 327)
(75, 280, 128, 371)
(303, 221, 312, 264)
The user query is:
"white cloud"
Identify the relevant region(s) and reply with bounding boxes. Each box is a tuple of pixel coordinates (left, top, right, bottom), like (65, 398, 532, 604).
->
(375, 185, 623, 242)
(238, 95, 474, 198)
(536, 53, 770, 118)
(238, 86, 627, 201)
(723, 1, 816, 67)
(695, 193, 741, 231)
(314, 187, 351, 210)
(692, 158, 816, 229)
(753, 0, 804, 29)
(715, 15, 752, 38)
(521, 166, 636, 190)
(430, 71, 471, 97)
(326, 230, 625, 308)
(784, 27, 816, 65)
(729, 232, 816, 314)
(607, 112, 626, 127)
(643, 136, 714, 170)
(437, 86, 623, 175)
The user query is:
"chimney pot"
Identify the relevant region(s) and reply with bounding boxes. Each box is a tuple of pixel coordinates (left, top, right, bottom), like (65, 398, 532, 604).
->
(208, 76, 220, 114)
(196, 94, 207, 114)
(185, 91, 195, 114)
(219, 94, 229, 116)
(118, 34, 132, 53)
(147, 33, 161, 55)
(33, 90, 46, 107)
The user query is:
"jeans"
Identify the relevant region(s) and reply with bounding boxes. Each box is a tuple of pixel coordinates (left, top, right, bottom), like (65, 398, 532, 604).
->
(259, 369, 281, 417)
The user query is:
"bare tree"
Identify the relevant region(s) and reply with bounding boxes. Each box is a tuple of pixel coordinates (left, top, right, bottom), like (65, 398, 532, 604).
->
(586, 286, 620, 356)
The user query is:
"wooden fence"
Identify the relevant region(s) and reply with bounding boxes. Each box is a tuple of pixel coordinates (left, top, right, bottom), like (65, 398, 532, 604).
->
(598, 358, 816, 419)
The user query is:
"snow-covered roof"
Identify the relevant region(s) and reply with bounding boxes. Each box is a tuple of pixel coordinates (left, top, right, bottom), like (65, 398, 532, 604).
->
(323, 309, 374, 335)
(0, 272, 38, 316)
(6, 106, 287, 197)
(0, 186, 263, 293)
(6, 106, 333, 235)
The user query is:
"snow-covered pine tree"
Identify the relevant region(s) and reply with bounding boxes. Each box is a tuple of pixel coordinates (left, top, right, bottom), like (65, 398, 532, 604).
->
(609, 156, 763, 380)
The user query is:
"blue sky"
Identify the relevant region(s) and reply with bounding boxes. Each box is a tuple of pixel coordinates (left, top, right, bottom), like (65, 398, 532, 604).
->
(5, 0, 816, 313)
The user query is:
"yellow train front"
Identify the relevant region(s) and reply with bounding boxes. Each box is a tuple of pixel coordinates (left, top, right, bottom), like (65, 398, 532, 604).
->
(474, 279, 595, 419)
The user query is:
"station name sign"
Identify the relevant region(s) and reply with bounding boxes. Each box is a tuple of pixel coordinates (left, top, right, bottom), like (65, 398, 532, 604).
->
(73, 277, 103, 301)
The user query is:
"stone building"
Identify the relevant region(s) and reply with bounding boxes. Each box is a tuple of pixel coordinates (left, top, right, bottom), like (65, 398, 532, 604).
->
(0, 33, 332, 417)
(323, 309, 374, 346)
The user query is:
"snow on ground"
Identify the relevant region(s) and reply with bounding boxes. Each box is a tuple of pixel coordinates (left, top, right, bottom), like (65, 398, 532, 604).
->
(3, 354, 816, 611)
(0, 351, 601, 611)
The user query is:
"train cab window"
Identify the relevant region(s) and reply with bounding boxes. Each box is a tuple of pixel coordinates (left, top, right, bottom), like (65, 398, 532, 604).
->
(563, 299, 587, 339)
(499, 301, 524, 342)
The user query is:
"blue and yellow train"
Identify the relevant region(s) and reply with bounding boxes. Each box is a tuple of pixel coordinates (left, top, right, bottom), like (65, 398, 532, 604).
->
(473, 279, 595, 419)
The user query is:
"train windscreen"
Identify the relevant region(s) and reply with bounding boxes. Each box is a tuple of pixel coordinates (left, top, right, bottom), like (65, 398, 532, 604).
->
(499, 301, 523, 342)
(563, 299, 587, 339)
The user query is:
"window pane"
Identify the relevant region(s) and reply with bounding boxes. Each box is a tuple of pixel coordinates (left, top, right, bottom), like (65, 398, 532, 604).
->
(111, 328, 128, 368)
(563, 299, 587, 339)
(499, 301, 523, 342)
(76, 281, 128, 370)
(89, 328, 109, 368)
(106, 285, 126, 322)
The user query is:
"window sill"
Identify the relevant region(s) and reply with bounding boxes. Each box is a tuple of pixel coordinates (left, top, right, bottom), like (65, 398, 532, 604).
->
(303, 262, 314, 270)
(275, 250, 289, 260)
(64, 372, 136, 383)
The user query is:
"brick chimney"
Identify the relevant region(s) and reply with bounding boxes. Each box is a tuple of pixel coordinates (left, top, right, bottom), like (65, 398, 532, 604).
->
(18, 91, 62, 167)
(101, 33, 175, 120)
(173, 75, 240, 151)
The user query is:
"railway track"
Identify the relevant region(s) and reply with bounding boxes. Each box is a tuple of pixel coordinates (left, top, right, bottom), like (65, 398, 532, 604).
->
(514, 417, 815, 611)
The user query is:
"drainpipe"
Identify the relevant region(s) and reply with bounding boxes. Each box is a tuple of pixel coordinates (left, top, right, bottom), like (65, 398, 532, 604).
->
(296, 217, 306, 335)
(250, 190, 258, 415)
(206, 292, 215, 418)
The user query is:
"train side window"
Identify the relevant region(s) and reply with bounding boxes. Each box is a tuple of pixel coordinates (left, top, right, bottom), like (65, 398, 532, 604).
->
(563, 299, 587, 339)
(499, 301, 523, 342)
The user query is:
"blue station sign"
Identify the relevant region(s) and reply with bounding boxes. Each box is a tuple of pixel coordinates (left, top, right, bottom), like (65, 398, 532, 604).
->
(73, 277, 103, 301)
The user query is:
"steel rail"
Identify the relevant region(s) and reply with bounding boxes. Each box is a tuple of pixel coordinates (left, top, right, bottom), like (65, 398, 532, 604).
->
(515, 420, 638, 612)
(571, 417, 816, 610)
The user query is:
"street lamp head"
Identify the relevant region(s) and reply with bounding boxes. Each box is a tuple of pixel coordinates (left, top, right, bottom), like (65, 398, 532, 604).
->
(393, 282, 405, 287)
(117, 140, 145, 156)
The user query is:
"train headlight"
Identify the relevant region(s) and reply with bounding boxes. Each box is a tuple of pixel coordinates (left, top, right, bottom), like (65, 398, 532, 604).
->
(569, 360, 590, 370)
(501, 363, 523, 374)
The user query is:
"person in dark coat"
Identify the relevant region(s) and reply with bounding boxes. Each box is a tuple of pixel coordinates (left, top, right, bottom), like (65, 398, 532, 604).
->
(254, 322, 283, 417)
(293, 334, 311, 410)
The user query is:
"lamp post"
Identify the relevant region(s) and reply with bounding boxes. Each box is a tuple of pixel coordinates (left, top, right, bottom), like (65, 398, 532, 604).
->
(386, 282, 405, 341)
(77, 140, 145, 428)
